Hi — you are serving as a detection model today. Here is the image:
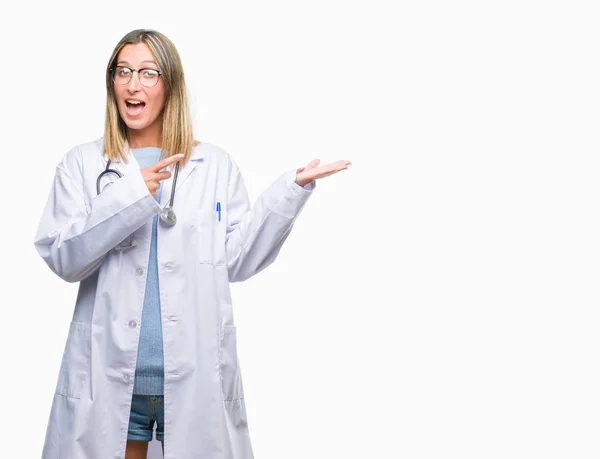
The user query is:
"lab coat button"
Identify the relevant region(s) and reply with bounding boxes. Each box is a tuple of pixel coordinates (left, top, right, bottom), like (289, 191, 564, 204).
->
(128, 320, 137, 328)
(136, 268, 144, 276)
(164, 262, 174, 271)
(123, 374, 130, 382)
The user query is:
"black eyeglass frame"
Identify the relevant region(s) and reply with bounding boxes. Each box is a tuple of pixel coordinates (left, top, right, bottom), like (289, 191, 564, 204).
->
(109, 66, 163, 87)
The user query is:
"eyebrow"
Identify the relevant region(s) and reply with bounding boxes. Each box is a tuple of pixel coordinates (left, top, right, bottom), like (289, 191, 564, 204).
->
(117, 60, 159, 66)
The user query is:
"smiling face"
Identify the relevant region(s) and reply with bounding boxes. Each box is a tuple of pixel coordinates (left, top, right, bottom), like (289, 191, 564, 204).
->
(113, 42, 166, 147)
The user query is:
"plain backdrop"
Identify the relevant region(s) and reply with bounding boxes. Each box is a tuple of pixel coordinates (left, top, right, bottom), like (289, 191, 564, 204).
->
(1, 1, 600, 458)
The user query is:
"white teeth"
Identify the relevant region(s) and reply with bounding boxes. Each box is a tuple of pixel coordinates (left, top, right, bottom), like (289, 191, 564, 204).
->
(126, 100, 143, 105)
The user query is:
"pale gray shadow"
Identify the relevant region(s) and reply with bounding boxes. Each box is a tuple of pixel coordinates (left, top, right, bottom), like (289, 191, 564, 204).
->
(147, 437, 163, 459)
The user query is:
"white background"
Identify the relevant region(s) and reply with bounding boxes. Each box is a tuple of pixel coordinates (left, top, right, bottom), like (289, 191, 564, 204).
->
(1, 1, 599, 458)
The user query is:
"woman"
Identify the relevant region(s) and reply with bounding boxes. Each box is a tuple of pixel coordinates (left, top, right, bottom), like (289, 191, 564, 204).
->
(34, 29, 350, 459)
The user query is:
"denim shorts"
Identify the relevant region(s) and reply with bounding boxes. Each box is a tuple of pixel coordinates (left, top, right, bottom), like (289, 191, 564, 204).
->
(127, 394, 165, 442)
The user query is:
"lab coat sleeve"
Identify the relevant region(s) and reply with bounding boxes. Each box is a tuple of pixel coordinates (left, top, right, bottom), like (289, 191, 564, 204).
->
(225, 159, 315, 282)
(34, 148, 162, 283)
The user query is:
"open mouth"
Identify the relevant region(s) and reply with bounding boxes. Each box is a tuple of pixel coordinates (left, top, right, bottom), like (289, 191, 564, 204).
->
(125, 100, 146, 117)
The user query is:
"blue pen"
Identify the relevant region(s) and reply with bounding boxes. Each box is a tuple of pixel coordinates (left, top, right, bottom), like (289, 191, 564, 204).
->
(216, 202, 221, 221)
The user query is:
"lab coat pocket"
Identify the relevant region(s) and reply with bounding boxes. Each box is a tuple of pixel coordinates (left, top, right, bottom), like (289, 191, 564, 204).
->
(55, 321, 91, 399)
(218, 325, 244, 402)
(192, 210, 226, 265)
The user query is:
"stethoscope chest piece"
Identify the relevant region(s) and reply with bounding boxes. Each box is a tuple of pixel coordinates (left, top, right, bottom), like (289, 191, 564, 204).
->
(160, 206, 177, 226)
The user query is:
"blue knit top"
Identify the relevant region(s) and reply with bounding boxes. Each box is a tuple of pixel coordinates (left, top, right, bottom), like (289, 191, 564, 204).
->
(131, 147, 164, 395)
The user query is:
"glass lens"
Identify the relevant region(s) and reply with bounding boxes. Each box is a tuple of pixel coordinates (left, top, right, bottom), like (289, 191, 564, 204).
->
(113, 66, 132, 84)
(140, 69, 160, 88)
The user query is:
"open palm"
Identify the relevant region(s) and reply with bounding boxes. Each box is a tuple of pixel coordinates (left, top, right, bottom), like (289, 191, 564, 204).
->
(295, 159, 352, 187)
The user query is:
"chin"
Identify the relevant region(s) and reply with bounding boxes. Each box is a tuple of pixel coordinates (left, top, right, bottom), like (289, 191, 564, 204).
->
(124, 120, 148, 130)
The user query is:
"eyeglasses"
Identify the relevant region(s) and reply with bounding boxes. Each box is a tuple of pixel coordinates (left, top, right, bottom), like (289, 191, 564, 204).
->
(110, 66, 163, 88)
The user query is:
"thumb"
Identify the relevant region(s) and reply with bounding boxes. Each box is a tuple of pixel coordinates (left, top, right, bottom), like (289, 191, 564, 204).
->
(305, 159, 320, 169)
(298, 159, 320, 173)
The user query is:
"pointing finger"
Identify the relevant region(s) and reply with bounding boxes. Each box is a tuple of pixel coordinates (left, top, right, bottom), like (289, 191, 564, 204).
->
(156, 170, 172, 181)
(152, 153, 184, 171)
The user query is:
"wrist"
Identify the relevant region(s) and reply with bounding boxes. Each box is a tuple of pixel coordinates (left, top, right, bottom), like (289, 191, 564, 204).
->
(295, 176, 310, 187)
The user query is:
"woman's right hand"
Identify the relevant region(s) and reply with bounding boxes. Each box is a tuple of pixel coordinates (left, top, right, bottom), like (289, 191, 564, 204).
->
(140, 153, 184, 197)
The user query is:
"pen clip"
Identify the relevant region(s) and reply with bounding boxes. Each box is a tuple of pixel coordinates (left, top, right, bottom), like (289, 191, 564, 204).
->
(216, 202, 221, 221)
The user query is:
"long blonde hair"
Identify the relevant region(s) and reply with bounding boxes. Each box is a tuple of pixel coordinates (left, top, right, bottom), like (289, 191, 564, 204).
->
(103, 29, 198, 163)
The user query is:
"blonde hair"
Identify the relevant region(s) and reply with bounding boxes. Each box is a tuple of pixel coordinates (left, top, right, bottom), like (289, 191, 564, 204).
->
(103, 29, 198, 163)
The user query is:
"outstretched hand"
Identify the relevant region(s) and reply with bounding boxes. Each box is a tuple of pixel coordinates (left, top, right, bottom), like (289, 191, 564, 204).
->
(295, 159, 352, 187)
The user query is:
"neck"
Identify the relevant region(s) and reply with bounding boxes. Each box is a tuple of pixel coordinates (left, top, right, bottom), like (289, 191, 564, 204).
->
(127, 126, 162, 149)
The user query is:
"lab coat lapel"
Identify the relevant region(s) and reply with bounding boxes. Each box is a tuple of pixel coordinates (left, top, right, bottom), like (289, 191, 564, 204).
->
(159, 144, 206, 208)
(158, 158, 196, 208)
(101, 141, 141, 175)
(99, 141, 141, 193)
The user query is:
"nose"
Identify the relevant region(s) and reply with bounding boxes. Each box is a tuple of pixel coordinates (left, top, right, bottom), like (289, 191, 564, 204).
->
(126, 71, 142, 92)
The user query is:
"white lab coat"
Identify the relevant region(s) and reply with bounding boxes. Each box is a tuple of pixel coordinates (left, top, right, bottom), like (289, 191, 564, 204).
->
(34, 138, 315, 459)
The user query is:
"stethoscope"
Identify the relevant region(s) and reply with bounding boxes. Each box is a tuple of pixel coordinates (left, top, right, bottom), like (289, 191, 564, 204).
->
(97, 159, 180, 226)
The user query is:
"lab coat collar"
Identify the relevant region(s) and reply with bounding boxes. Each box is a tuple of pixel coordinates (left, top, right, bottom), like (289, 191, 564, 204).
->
(101, 140, 206, 206)
(102, 140, 207, 163)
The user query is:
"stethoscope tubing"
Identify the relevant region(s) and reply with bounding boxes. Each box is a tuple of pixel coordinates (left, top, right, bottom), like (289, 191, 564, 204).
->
(97, 158, 180, 225)
(96, 161, 123, 195)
